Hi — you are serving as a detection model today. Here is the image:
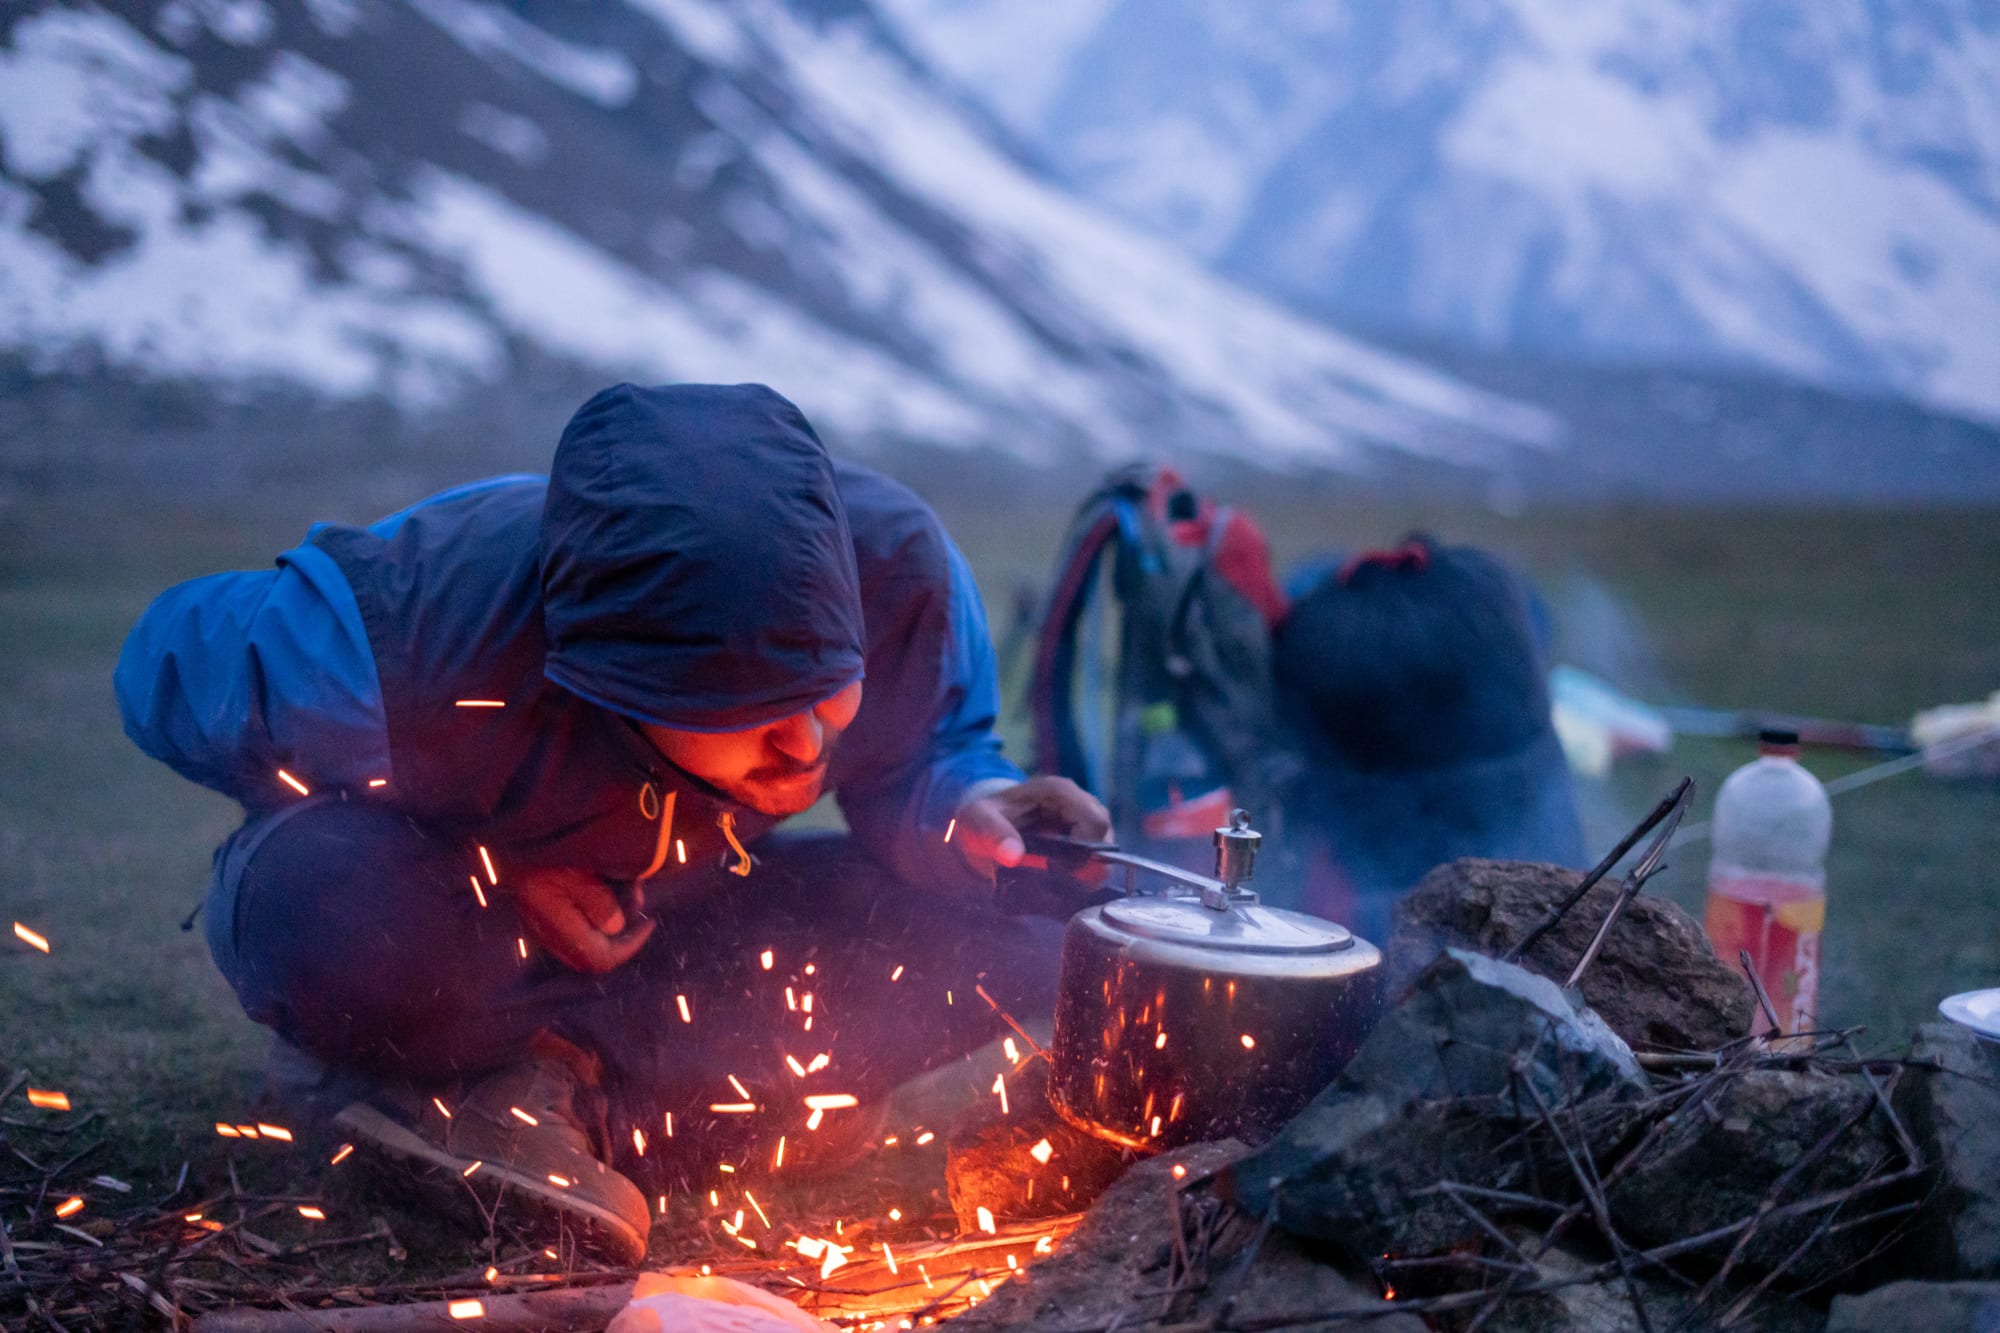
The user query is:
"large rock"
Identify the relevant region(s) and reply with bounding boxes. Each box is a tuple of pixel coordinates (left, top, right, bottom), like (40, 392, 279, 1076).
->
(1827, 1280, 2000, 1332)
(1223, 950, 1646, 1259)
(1895, 1024, 2000, 1279)
(945, 1142, 1424, 1331)
(1608, 1068, 1904, 1285)
(1388, 857, 1756, 1051)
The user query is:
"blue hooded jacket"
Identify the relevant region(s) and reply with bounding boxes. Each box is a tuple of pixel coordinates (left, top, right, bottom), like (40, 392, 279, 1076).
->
(115, 383, 1020, 892)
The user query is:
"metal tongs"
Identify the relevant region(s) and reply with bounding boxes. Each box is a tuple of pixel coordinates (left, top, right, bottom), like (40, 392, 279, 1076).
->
(1499, 777, 1696, 989)
(1018, 809, 1265, 913)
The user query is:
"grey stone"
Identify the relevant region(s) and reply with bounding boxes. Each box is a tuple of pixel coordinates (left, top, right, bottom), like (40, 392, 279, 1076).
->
(1223, 950, 1646, 1259)
(1341, 947, 1646, 1106)
(1896, 1024, 2000, 1280)
(1608, 1068, 1904, 1286)
(945, 1142, 1425, 1332)
(1827, 1280, 2000, 1333)
(1387, 857, 1755, 1052)
(1483, 1230, 1827, 1332)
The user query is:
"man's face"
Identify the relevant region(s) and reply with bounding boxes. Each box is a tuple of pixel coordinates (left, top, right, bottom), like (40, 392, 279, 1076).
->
(639, 680, 864, 816)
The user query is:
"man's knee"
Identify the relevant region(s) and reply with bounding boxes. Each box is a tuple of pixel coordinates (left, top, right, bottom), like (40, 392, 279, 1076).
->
(210, 800, 491, 1071)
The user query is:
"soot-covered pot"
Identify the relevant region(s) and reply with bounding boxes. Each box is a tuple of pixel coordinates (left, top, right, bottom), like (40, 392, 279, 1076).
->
(1043, 814, 1384, 1150)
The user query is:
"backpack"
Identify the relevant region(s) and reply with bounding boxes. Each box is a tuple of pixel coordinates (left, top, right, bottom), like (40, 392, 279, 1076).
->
(1029, 464, 1303, 873)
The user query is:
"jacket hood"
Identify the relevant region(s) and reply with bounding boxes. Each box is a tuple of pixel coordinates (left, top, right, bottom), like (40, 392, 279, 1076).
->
(540, 383, 864, 731)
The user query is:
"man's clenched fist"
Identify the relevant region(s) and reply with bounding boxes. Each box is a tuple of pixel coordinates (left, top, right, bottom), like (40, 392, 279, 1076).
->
(950, 775, 1112, 882)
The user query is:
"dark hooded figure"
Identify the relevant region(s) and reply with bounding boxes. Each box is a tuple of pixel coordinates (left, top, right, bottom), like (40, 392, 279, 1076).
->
(116, 383, 1107, 1263)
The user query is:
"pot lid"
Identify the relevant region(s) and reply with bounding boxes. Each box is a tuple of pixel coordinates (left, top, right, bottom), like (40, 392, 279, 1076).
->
(1099, 896, 1354, 955)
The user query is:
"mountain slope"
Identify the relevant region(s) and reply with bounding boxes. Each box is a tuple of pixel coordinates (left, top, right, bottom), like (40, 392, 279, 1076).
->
(0, 0, 1560, 469)
(883, 0, 2000, 424)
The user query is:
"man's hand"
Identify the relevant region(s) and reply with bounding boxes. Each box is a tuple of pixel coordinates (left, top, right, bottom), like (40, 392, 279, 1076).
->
(509, 867, 656, 974)
(951, 776, 1112, 881)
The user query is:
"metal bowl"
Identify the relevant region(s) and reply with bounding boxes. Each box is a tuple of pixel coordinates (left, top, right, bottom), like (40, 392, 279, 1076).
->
(1047, 895, 1384, 1150)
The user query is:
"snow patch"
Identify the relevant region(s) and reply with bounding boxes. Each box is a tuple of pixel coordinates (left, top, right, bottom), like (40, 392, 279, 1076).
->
(406, 0, 639, 107)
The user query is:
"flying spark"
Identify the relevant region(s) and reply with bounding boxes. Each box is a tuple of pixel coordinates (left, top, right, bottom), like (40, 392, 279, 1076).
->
(710, 1102, 756, 1113)
(915, 1131, 935, 1145)
(976, 1206, 996, 1234)
(477, 846, 499, 886)
(804, 1093, 857, 1110)
(256, 1123, 293, 1142)
(368, 778, 388, 788)
(1240, 1034, 1256, 1050)
(786, 1055, 808, 1078)
(759, 949, 774, 970)
(1155, 1031, 1168, 1050)
(1003, 1037, 1021, 1064)
(433, 1097, 452, 1119)
(297, 1205, 326, 1220)
(1030, 1139, 1054, 1164)
(675, 838, 687, 863)
(773, 1135, 785, 1169)
(463, 1160, 482, 1177)
(632, 1127, 646, 1156)
(455, 699, 505, 708)
(744, 1190, 770, 1228)
(992, 1074, 1009, 1115)
(13, 922, 50, 953)
(510, 1107, 539, 1126)
(806, 1052, 830, 1073)
(943, 817, 956, 844)
(26, 1089, 69, 1111)
(469, 876, 488, 908)
(677, 995, 692, 1023)
(276, 769, 310, 796)
(54, 1197, 85, 1219)
(330, 1144, 354, 1165)
(447, 1298, 485, 1320)
(890, 964, 904, 981)
(727, 1073, 751, 1099)
(806, 1108, 825, 1130)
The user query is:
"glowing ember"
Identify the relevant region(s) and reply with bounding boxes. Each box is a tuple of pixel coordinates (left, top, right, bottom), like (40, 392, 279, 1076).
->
(26, 1089, 70, 1111)
(297, 1205, 326, 1220)
(677, 994, 693, 1023)
(12, 922, 50, 953)
(976, 1206, 996, 1234)
(915, 1131, 935, 1146)
(276, 769, 310, 796)
(184, 1213, 203, 1223)
(719, 1164, 736, 1173)
(1151, 1115, 1163, 1136)
(801, 993, 814, 1014)
(1003, 1037, 1021, 1064)
(516, 938, 527, 959)
(633, 1127, 647, 1156)
(774, 1135, 786, 1169)
(54, 1197, 85, 1219)
(804, 963, 816, 975)
(432, 1097, 453, 1119)
(236, 1124, 260, 1138)
(367, 778, 388, 788)
(1155, 1031, 1168, 1050)
(1172, 1164, 1189, 1180)
(675, 838, 687, 863)
(806, 1052, 830, 1073)
(710, 1102, 757, 1114)
(727, 1073, 751, 1100)
(759, 949, 775, 970)
(806, 1108, 825, 1131)
(329, 1144, 354, 1165)
(447, 1298, 485, 1319)
(468, 876, 489, 908)
(1029, 1139, 1054, 1164)
(477, 845, 499, 886)
(665, 1112, 674, 1137)
(803, 1093, 858, 1110)
(888, 1208, 902, 1221)
(786, 987, 797, 1011)
(785, 1055, 808, 1078)
(883, 1241, 899, 1274)
(890, 964, 904, 981)
(256, 1123, 294, 1142)
(548, 1174, 572, 1189)
(943, 817, 957, 844)
(1240, 1033, 1257, 1050)
(463, 1160, 482, 1177)
(1034, 1235, 1055, 1255)
(215, 1124, 240, 1138)
(744, 1190, 771, 1228)
(484, 1266, 499, 1283)
(455, 699, 505, 708)
(509, 1107, 539, 1126)
(992, 1074, 1009, 1115)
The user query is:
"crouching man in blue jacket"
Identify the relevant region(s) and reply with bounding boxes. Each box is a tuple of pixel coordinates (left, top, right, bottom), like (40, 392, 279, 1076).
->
(115, 383, 1107, 1263)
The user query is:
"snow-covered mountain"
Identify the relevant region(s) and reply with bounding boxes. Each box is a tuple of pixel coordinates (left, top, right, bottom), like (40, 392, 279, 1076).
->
(0, 0, 1563, 470)
(883, 0, 2000, 424)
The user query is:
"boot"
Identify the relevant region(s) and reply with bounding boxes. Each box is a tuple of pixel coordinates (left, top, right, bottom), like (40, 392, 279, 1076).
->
(333, 1035, 650, 1265)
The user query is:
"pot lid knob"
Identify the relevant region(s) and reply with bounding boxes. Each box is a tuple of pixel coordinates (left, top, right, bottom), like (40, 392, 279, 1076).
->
(1212, 808, 1261, 903)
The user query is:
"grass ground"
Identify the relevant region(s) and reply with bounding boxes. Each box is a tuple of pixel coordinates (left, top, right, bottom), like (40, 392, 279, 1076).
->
(2, 474, 1996, 1316)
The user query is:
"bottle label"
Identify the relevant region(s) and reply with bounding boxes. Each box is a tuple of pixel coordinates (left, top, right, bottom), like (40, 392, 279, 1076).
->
(1705, 873, 1824, 1035)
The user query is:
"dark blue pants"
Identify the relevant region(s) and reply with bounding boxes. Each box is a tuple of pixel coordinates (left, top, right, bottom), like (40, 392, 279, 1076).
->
(204, 795, 1063, 1184)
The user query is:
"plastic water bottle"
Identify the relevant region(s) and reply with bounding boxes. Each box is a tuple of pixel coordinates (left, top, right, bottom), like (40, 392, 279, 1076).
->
(1703, 728, 1831, 1035)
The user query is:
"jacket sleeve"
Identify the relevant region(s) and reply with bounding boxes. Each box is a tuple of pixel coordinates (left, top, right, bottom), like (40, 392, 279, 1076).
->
(838, 540, 1024, 891)
(113, 539, 392, 809)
